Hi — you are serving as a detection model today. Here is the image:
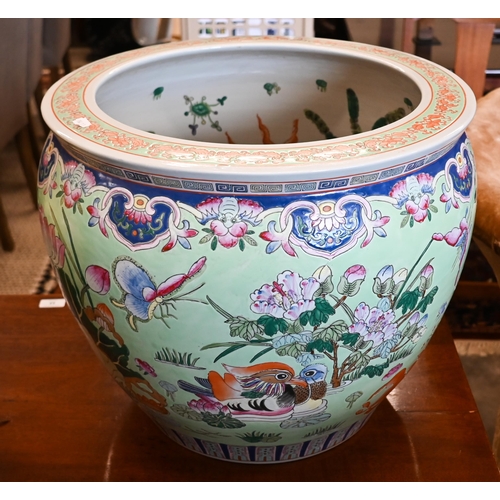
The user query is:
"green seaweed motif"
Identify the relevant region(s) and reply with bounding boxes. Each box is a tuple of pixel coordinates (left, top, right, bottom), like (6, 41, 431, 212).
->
(237, 431, 282, 443)
(154, 347, 205, 370)
(305, 88, 415, 139)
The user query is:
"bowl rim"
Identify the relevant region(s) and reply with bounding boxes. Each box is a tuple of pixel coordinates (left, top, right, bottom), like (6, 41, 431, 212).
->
(41, 36, 476, 182)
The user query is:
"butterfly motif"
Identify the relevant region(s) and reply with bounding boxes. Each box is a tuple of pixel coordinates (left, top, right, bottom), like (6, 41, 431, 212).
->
(112, 256, 207, 331)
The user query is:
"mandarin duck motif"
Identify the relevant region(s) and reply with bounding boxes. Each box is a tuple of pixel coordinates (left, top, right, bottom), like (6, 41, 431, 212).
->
(178, 361, 308, 420)
(293, 364, 328, 405)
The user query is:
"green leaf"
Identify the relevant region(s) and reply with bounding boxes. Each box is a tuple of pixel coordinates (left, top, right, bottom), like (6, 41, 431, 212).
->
(171, 404, 203, 420)
(337, 276, 362, 296)
(418, 275, 433, 294)
(290, 319, 305, 334)
(202, 228, 212, 233)
(299, 312, 310, 326)
(201, 412, 246, 429)
(341, 332, 360, 347)
(228, 316, 263, 340)
(360, 360, 390, 378)
(306, 338, 333, 353)
(347, 351, 362, 365)
(429, 205, 438, 213)
(396, 288, 421, 314)
(315, 297, 335, 315)
(199, 233, 214, 244)
(257, 315, 289, 337)
(417, 286, 439, 313)
(56, 191, 64, 198)
(307, 311, 323, 327)
(275, 342, 306, 358)
(315, 275, 334, 297)
(300, 298, 335, 326)
(409, 217, 414, 228)
(272, 332, 312, 349)
(213, 344, 247, 363)
(249, 347, 274, 363)
(373, 277, 394, 296)
(356, 352, 371, 370)
(402, 322, 418, 339)
(239, 238, 245, 251)
(211, 237, 218, 251)
(357, 339, 373, 350)
(401, 214, 410, 228)
(243, 234, 257, 246)
(315, 320, 348, 342)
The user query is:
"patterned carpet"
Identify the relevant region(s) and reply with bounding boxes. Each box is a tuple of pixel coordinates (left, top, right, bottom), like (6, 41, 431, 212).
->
(0, 140, 51, 295)
(33, 261, 59, 294)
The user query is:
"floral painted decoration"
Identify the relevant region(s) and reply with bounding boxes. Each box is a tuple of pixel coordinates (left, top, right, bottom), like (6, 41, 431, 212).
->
(59, 161, 96, 212)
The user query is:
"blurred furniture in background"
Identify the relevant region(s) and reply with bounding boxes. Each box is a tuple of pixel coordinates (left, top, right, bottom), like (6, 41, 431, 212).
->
(466, 86, 500, 463)
(180, 18, 314, 40)
(467, 88, 500, 286)
(181, 18, 314, 40)
(131, 19, 173, 46)
(41, 19, 72, 88)
(0, 19, 71, 252)
(0, 19, 42, 251)
(402, 18, 498, 99)
(33, 19, 71, 143)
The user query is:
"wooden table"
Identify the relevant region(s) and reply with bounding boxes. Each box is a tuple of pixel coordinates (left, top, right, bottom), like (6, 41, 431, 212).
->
(1, 295, 499, 481)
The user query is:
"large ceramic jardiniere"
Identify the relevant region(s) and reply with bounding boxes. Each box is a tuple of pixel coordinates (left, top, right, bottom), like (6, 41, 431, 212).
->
(38, 37, 476, 463)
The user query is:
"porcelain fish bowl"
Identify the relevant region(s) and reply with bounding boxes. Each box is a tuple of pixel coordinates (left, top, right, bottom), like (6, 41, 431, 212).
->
(38, 37, 476, 463)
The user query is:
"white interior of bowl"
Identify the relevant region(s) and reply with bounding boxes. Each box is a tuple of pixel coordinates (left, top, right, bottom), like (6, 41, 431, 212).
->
(43, 38, 476, 179)
(93, 44, 422, 146)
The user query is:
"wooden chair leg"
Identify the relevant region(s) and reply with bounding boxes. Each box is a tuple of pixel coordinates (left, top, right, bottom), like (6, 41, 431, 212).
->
(378, 18, 395, 48)
(454, 20, 495, 100)
(27, 100, 43, 161)
(401, 18, 420, 53)
(0, 194, 15, 251)
(34, 78, 45, 109)
(14, 124, 38, 209)
(62, 50, 72, 75)
(34, 78, 50, 137)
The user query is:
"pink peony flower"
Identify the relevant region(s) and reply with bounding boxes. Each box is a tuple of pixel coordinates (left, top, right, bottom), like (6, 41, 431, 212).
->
(85, 265, 110, 294)
(390, 173, 434, 224)
(197, 197, 263, 249)
(344, 265, 367, 283)
(349, 302, 399, 347)
(420, 264, 434, 279)
(188, 398, 230, 415)
(251, 271, 319, 320)
(61, 161, 96, 208)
